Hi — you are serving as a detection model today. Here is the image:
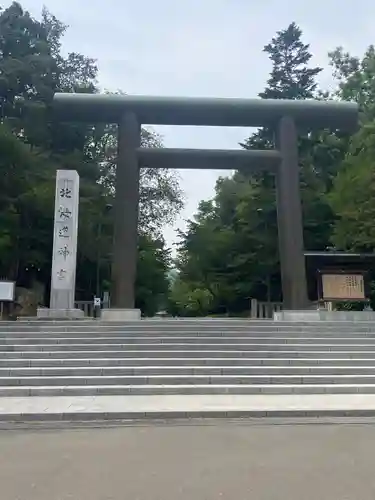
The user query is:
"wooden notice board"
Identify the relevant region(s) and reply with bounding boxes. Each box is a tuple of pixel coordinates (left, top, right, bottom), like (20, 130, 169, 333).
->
(321, 273, 365, 301)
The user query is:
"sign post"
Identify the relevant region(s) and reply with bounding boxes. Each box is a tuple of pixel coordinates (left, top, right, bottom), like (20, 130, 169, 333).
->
(37, 170, 84, 319)
(320, 273, 367, 301)
(317, 270, 370, 312)
(93, 296, 101, 319)
(0, 281, 15, 319)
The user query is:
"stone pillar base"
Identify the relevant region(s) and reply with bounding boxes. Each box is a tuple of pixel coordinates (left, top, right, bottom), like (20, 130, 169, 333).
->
(101, 308, 141, 321)
(37, 308, 85, 320)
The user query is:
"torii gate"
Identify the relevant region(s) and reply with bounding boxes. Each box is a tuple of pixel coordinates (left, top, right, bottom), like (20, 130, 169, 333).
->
(52, 94, 358, 319)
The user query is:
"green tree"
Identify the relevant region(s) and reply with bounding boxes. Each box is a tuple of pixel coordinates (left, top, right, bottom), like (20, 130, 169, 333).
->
(0, 122, 54, 282)
(261, 22, 322, 100)
(329, 45, 375, 116)
(0, 2, 183, 315)
(243, 22, 322, 150)
(241, 22, 328, 299)
(168, 277, 214, 317)
(328, 46, 375, 251)
(135, 235, 171, 316)
(330, 128, 375, 251)
(172, 23, 326, 315)
(0, 2, 103, 292)
(94, 120, 183, 236)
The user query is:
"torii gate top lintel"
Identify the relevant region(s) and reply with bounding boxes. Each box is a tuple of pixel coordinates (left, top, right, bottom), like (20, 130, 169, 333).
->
(52, 93, 358, 131)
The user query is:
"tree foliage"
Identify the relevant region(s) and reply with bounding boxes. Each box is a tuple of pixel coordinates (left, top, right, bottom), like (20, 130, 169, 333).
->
(329, 46, 375, 253)
(169, 23, 375, 316)
(260, 22, 322, 100)
(0, 2, 182, 315)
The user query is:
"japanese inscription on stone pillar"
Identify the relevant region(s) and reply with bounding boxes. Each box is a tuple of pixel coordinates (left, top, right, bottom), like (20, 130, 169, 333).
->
(50, 170, 80, 310)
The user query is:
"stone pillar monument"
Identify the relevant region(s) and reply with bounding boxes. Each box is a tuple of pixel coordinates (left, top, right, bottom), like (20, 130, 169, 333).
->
(37, 170, 83, 319)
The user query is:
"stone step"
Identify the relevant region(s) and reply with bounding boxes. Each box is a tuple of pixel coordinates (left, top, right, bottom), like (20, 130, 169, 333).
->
(4, 320, 375, 406)
(4, 336, 375, 345)
(0, 323, 268, 332)
(9, 318, 375, 324)
(2, 342, 375, 352)
(2, 394, 375, 421)
(2, 373, 375, 387)
(5, 324, 375, 333)
(6, 321, 375, 330)
(3, 329, 375, 338)
(3, 365, 375, 377)
(4, 333, 374, 341)
(3, 357, 375, 367)
(2, 383, 375, 397)
(13, 319, 375, 324)
(2, 349, 375, 359)
(14, 319, 271, 325)
(0, 327, 263, 334)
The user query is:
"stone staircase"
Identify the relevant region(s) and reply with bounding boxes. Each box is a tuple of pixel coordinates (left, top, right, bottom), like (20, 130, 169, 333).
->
(2, 318, 375, 398)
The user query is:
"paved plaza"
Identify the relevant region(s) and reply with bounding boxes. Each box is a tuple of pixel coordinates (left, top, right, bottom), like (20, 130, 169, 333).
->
(1, 421, 375, 500)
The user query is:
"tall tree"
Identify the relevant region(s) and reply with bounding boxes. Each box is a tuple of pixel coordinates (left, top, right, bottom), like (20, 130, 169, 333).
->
(329, 46, 375, 252)
(0, 2, 102, 289)
(242, 21, 326, 262)
(329, 45, 375, 116)
(136, 235, 171, 316)
(260, 22, 322, 100)
(94, 121, 183, 236)
(243, 22, 322, 149)
(171, 23, 327, 316)
(0, 2, 183, 315)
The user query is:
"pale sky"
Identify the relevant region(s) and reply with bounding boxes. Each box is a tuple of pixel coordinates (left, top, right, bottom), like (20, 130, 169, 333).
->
(19, 0, 373, 249)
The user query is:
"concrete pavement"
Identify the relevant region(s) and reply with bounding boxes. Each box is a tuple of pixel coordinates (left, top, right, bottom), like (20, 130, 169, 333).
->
(1, 421, 375, 499)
